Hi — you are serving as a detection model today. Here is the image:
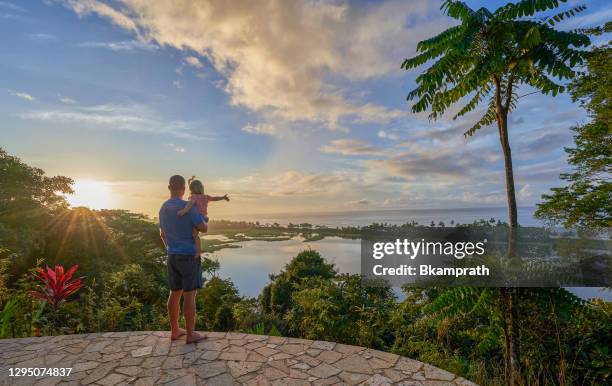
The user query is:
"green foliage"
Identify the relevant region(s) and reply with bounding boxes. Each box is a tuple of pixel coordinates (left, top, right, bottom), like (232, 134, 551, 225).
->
(232, 298, 258, 332)
(536, 43, 612, 228)
(260, 249, 336, 318)
(391, 287, 612, 384)
(197, 276, 241, 331)
(285, 274, 396, 349)
(402, 0, 590, 136)
(0, 148, 73, 273)
(0, 298, 19, 338)
(213, 298, 235, 331)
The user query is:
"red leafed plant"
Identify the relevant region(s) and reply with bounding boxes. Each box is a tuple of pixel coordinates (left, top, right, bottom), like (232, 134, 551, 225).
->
(30, 265, 83, 310)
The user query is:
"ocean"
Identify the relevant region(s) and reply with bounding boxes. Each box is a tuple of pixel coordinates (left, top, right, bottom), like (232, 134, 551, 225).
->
(224, 206, 541, 228)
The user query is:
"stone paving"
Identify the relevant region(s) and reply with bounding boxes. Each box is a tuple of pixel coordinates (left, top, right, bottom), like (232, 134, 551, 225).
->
(0, 332, 478, 386)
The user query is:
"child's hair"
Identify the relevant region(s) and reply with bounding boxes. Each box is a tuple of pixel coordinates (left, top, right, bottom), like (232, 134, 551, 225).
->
(188, 176, 204, 195)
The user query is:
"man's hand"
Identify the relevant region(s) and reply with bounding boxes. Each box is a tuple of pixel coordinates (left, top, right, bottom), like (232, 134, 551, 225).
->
(223, 194, 230, 201)
(195, 222, 208, 233)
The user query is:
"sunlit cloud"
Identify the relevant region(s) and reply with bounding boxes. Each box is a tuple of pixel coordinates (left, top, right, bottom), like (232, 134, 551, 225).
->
(320, 139, 384, 156)
(55, 0, 139, 32)
(184, 56, 203, 68)
(54, 0, 446, 130)
(241, 123, 280, 136)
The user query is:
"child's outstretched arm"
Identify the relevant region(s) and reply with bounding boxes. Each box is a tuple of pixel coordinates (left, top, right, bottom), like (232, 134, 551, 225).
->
(208, 194, 230, 202)
(178, 199, 196, 216)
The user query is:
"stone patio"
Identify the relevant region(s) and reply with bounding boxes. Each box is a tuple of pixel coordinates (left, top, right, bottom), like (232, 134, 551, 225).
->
(0, 332, 478, 385)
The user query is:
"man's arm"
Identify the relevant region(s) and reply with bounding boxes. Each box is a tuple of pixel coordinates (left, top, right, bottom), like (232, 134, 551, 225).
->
(188, 205, 208, 233)
(178, 199, 196, 216)
(208, 194, 230, 202)
(160, 228, 168, 249)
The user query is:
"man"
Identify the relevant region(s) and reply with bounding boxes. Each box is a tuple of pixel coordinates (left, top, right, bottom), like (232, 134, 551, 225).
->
(159, 175, 208, 343)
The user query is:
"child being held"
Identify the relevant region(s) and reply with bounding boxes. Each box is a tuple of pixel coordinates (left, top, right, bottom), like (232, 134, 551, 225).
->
(178, 176, 229, 257)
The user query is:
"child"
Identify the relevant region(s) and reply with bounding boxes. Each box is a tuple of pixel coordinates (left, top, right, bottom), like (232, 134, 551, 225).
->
(178, 176, 230, 257)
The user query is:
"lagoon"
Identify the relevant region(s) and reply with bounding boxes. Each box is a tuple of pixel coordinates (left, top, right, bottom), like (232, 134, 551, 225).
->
(206, 236, 360, 297)
(205, 236, 611, 301)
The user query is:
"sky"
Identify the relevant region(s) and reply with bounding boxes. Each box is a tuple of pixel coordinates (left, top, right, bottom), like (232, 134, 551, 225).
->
(1, 0, 610, 219)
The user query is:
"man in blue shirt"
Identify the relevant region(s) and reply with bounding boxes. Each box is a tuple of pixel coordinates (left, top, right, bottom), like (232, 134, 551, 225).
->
(159, 175, 208, 343)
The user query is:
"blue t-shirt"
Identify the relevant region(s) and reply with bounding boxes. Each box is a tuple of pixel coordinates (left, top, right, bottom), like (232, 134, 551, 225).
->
(159, 198, 205, 255)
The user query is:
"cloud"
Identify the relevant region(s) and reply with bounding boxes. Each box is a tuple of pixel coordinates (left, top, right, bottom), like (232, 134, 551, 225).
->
(377, 130, 400, 141)
(518, 184, 532, 200)
(209, 169, 364, 200)
(366, 145, 493, 181)
(9, 90, 35, 101)
(269, 171, 349, 196)
(462, 190, 505, 204)
(54, 0, 446, 129)
(515, 159, 567, 183)
(20, 103, 211, 140)
(55, 0, 139, 32)
(516, 130, 572, 158)
(29, 33, 57, 41)
(184, 56, 203, 68)
(242, 123, 280, 136)
(166, 143, 185, 153)
(0, 1, 25, 12)
(58, 95, 77, 104)
(0, 0, 28, 21)
(77, 40, 159, 51)
(320, 139, 384, 156)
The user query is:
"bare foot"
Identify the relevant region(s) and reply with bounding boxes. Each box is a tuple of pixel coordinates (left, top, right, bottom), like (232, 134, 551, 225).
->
(185, 331, 205, 344)
(171, 329, 186, 340)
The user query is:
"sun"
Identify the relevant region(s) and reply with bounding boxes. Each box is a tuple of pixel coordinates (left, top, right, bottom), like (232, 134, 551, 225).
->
(67, 179, 114, 210)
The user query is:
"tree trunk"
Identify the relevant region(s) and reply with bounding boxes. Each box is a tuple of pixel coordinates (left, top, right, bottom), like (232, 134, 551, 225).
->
(494, 78, 520, 384)
(498, 112, 519, 257)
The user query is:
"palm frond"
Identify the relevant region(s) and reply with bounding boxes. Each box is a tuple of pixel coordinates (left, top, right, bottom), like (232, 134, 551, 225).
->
(495, 0, 570, 20)
(546, 4, 588, 26)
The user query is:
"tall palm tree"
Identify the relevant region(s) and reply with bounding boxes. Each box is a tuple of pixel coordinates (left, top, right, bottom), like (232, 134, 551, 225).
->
(402, 0, 590, 383)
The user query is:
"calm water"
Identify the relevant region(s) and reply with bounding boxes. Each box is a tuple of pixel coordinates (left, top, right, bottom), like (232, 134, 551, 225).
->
(207, 236, 610, 301)
(209, 237, 361, 298)
(223, 206, 542, 228)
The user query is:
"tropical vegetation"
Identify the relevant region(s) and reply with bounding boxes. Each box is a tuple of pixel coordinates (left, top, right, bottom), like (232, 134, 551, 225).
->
(0, 148, 610, 384)
(536, 25, 611, 228)
(401, 1, 597, 381)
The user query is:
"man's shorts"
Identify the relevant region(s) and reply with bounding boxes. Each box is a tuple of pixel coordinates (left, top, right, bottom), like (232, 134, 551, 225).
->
(167, 254, 203, 292)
